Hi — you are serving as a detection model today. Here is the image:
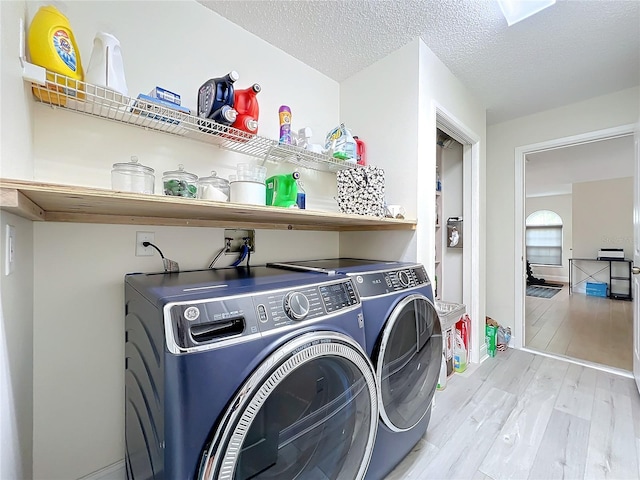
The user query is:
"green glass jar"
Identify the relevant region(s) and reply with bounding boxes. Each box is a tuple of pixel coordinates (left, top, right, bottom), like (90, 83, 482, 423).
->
(162, 164, 198, 198)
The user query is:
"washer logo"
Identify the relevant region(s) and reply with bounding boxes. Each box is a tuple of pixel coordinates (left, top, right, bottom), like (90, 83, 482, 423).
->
(356, 275, 364, 284)
(184, 306, 200, 321)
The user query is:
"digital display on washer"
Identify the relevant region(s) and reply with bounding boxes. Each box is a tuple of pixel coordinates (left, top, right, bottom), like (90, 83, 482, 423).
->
(414, 267, 430, 284)
(319, 281, 358, 312)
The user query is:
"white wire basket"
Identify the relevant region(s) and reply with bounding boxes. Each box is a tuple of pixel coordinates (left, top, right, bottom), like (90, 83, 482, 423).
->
(27, 68, 355, 173)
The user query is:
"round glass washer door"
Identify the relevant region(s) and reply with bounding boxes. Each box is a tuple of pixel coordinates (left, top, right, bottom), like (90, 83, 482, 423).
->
(198, 331, 378, 480)
(375, 293, 442, 432)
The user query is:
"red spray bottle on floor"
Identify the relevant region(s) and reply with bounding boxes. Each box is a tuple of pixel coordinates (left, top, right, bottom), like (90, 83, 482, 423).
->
(454, 314, 470, 372)
(232, 83, 261, 135)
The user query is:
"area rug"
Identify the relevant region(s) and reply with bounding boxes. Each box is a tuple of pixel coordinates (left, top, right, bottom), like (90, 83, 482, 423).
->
(526, 286, 561, 299)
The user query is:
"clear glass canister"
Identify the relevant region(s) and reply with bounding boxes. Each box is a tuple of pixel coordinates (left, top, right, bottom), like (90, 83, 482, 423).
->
(162, 164, 198, 198)
(197, 171, 230, 202)
(111, 156, 155, 194)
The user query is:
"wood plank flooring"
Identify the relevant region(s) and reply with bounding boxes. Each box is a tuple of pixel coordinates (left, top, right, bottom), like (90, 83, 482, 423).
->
(525, 284, 633, 371)
(385, 348, 640, 479)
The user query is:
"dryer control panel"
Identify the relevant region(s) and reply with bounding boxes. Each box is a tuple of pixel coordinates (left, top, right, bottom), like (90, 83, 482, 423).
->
(350, 266, 431, 298)
(165, 278, 360, 350)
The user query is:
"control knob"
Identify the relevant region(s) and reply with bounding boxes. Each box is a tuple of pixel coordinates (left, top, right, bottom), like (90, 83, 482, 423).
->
(283, 292, 310, 320)
(398, 270, 410, 287)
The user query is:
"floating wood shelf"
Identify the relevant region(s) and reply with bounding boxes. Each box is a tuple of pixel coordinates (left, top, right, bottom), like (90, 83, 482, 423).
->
(0, 180, 416, 232)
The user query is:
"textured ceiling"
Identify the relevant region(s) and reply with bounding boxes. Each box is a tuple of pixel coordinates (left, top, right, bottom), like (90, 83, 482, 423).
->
(199, 0, 640, 125)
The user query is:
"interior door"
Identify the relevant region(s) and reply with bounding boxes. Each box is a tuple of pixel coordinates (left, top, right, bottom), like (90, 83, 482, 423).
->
(633, 127, 640, 393)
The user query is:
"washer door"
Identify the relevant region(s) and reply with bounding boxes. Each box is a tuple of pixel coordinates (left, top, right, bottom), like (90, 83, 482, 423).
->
(198, 331, 378, 480)
(375, 294, 442, 432)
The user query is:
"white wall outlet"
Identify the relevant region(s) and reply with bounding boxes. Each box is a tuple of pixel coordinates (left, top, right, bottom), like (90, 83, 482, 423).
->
(136, 231, 155, 256)
(5, 225, 15, 276)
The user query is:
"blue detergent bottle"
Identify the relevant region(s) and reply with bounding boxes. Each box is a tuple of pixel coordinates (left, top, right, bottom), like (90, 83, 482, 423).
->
(197, 71, 239, 125)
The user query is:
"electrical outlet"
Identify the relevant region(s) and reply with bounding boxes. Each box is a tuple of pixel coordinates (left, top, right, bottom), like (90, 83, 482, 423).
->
(136, 231, 155, 256)
(5, 225, 15, 276)
(224, 229, 255, 254)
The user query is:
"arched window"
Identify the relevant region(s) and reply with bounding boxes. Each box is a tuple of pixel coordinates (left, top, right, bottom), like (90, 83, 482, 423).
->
(526, 210, 563, 266)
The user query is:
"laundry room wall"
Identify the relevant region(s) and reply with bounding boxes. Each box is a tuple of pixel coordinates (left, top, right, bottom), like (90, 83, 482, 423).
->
(1, 1, 35, 478)
(486, 86, 640, 341)
(338, 38, 487, 279)
(0, 1, 349, 478)
(0, 212, 34, 480)
(441, 140, 464, 304)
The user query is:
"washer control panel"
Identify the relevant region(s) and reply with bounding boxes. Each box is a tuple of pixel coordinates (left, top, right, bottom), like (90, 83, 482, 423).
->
(351, 266, 431, 298)
(257, 279, 359, 333)
(167, 278, 360, 349)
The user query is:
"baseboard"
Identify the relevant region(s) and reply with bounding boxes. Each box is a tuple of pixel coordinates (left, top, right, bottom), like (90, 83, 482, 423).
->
(478, 342, 488, 362)
(77, 460, 125, 480)
(540, 275, 568, 283)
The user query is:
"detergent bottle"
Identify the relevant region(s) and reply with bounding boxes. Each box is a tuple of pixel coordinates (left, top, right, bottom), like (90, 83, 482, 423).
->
(197, 71, 239, 125)
(266, 171, 300, 208)
(232, 83, 261, 134)
(85, 32, 128, 96)
(28, 5, 84, 104)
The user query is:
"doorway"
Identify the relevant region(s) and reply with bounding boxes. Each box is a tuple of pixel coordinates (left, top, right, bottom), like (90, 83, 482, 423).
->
(434, 106, 481, 362)
(515, 125, 636, 372)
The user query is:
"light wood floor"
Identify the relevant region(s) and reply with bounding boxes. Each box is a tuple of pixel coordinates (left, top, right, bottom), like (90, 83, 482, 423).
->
(385, 348, 640, 479)
(525, 284, 633, 371)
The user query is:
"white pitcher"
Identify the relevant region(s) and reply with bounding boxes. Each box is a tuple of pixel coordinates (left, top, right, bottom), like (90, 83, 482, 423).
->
(85, 32, 128, 96)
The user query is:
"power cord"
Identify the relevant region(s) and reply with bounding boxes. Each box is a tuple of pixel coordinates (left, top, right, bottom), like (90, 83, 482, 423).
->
(143, 241, 164, 260)
(143, 241, 179, 272)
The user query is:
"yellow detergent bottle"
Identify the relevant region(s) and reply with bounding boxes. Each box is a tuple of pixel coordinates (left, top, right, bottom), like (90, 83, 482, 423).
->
(28, 5, 84, 105)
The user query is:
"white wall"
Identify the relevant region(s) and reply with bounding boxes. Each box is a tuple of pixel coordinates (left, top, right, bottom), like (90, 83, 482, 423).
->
(1, 0, 34, 180)
(441, 141, 463, 303)
(487, 86, 639, 337)
(0, 212, 34, 480)
(0, 1, 346, 477)
(526, 194, 572, 283)
(0, 2, 34, 477)
(572, 177, 634, 259)
(338, 40, 420, 263)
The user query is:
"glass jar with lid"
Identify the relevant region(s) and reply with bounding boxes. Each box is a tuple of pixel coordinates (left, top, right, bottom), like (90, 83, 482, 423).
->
(111, 156, 155, 194)
(197, 171, 230, 202)
(162, 164, 198, 198)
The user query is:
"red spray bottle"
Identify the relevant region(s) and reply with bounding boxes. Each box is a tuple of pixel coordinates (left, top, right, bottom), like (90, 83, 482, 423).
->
(353, 136, 367, 166)
(454, 314, 470, 372)
(232, 83, 261, 135)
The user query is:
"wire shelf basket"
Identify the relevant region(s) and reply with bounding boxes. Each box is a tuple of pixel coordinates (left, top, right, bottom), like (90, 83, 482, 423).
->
(27, 69, 355, 173)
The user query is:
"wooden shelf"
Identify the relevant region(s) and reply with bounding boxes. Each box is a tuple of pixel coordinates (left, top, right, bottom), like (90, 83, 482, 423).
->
(0, 179, 416, 232)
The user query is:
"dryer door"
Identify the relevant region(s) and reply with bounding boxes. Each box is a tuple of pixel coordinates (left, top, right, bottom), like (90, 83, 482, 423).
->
(375, 294, 442, 432)
(198, 331, 378, 480)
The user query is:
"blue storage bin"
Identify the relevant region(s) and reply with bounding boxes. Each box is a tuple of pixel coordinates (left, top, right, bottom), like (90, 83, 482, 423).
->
(586, 282, 608, 297)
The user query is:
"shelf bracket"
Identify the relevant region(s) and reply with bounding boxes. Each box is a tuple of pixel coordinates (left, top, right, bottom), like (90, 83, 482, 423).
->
(262, 144, 277, 167)
(19, 18, 46, 85)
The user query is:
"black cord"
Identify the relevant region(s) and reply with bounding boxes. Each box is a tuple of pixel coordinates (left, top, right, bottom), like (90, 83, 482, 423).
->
(143, 241, 165, 259)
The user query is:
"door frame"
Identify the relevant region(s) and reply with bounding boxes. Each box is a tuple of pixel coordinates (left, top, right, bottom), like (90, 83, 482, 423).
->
(435, 104, 482, 362)
(513, 123, 636, 350)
